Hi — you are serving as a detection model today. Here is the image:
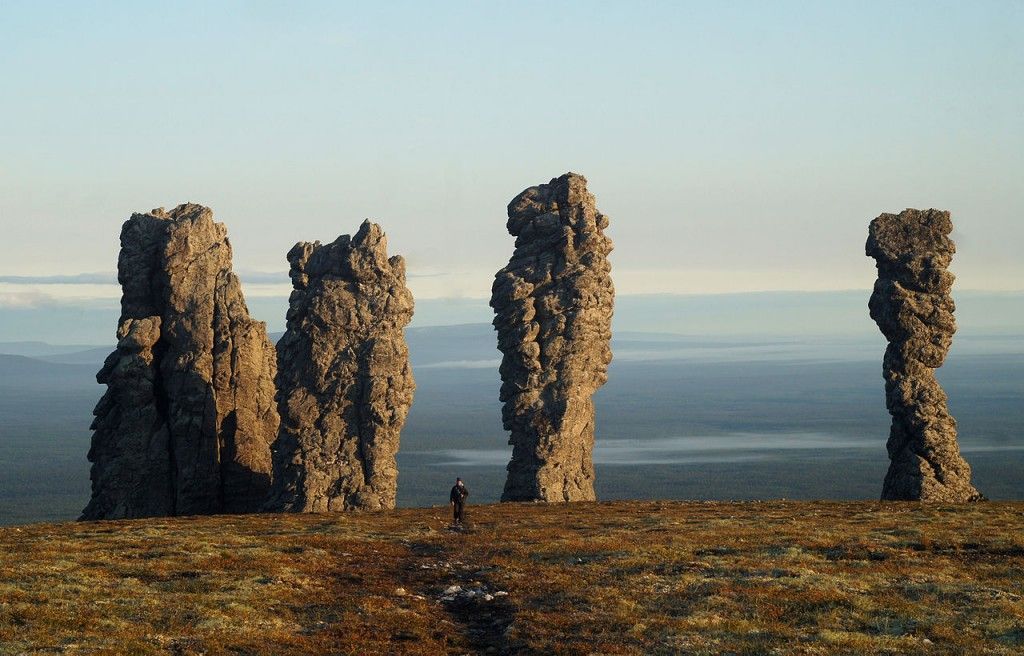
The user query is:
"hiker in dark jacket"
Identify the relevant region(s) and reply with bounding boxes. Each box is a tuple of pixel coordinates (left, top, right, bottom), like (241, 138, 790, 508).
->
(449, 478, 469, 525)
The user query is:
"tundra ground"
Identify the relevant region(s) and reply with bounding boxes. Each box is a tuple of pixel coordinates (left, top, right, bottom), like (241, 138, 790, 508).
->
(1, 501, 1023, 655)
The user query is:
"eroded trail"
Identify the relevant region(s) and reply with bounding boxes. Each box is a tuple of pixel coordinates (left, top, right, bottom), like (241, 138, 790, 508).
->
(401, 531, 520, 654)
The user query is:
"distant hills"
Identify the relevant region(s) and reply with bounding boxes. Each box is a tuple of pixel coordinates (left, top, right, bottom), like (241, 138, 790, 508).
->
(2, 290, 1022, 346)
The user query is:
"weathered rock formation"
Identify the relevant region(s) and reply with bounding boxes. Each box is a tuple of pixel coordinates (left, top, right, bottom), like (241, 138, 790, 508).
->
(492, 173, 614, 502)
(266, 221, 414, 512)
(866, 208, 982, 502)
(82, 204, 280, 520)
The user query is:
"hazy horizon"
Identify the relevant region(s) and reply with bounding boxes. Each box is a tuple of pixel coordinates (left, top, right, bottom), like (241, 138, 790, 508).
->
(2, 319, 1021, 525)
(1, 289, 1022, 347)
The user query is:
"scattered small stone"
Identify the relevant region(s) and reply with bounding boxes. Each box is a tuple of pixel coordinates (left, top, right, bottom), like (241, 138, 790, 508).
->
(438, 584, 506, 604)
(393, 588, 407, 596)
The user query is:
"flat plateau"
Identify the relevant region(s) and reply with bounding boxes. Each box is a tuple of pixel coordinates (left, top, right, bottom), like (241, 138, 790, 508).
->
(2, 501, 1022, 655)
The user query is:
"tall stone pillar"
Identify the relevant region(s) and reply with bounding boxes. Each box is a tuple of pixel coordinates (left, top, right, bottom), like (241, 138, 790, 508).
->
(82, 204, 279, 520)
(266, 221, 415, 511)
(492, 173, 614, 502)
(866, 208, 982, 502)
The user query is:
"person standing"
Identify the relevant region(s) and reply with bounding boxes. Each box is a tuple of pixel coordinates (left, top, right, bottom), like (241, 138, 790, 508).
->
(449, 477, 469, 526)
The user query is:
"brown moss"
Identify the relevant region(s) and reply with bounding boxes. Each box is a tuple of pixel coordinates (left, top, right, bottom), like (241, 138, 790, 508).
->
(1, 501, 1022, 654)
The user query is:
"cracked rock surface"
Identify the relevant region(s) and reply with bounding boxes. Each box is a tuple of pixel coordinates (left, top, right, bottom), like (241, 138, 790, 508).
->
(866, 208, 982, 502)
(491, 173, 614, 502)
(266, 221, 414, 511)
(82, 204, 279, 520)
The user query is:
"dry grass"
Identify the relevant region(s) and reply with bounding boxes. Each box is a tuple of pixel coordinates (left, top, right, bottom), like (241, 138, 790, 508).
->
(2, 501, 1023, 655)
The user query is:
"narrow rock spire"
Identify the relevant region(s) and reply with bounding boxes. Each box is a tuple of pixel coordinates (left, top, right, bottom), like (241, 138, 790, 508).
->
(266, 221, 415, 511)
(866, 208, 983, 502)
(492, 173, 614, 502)
(82, 204, 279, 520)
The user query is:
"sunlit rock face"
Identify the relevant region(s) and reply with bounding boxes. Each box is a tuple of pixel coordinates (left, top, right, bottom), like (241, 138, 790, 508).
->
(266, 221, 415, 512)
(866, 208, 982, 502)
(492, 173, 614, 502)
(82, 204, 279, 520)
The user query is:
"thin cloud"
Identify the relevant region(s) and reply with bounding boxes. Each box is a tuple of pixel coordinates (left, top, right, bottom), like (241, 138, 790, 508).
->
(0, 273, 116, 285)
(415, 359, 501, 370)
(0, 290, 57, 308)
(0, 269, 465, 287)
(236, 271, 289, 284)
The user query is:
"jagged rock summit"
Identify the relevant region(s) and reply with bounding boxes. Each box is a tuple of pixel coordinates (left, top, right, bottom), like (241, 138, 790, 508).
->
(266, 220, 415, 512)
(492, 173, 614, 502)
(866, 208, 982, 502)
(81, 204, 280, 520)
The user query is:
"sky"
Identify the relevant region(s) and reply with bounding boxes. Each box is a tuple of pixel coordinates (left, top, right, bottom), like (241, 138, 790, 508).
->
(1, 1, 1022, 313)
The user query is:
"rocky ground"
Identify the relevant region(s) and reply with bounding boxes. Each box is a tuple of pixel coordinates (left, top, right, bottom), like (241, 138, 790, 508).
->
(1, 501, 1023, 655)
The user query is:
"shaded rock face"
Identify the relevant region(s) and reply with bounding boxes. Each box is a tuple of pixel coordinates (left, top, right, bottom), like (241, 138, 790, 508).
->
(82, 204, 280, 520)
(491, 173, 614, 502)
(866, 208, 982, 502)
(266, 221, 415, 512)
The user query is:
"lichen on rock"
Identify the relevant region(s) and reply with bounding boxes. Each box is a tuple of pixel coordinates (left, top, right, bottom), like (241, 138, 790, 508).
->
(266, 220, 415, 512)
(491, 173, 614, 502)
(866, 208, 983, 502)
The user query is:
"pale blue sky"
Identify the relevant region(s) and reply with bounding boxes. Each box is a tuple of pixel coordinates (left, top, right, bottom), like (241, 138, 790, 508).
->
(1, 1, 1021, 305)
